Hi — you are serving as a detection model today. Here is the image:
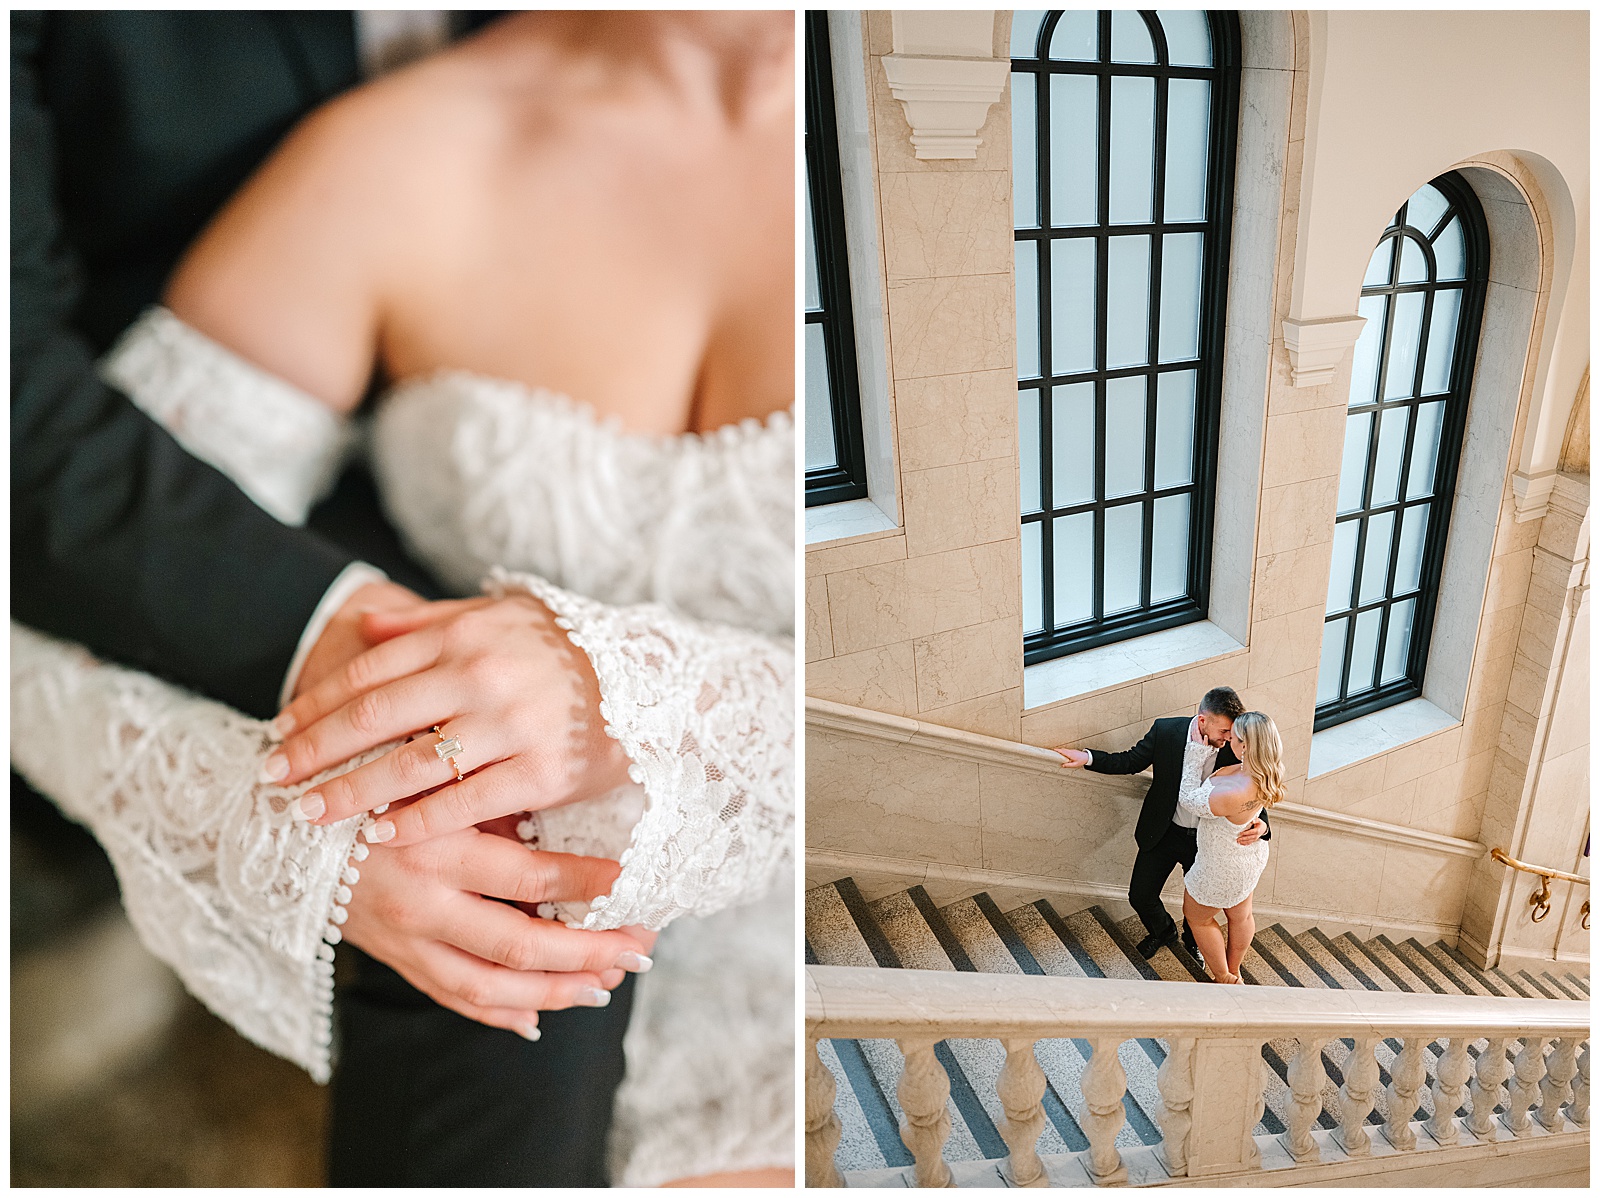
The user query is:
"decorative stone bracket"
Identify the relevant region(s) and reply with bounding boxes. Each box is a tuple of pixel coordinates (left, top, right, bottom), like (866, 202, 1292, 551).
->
(881, 54, 1010, 160)
(1281, 315, 1368, 388)
(1511, 468, 1558, 523)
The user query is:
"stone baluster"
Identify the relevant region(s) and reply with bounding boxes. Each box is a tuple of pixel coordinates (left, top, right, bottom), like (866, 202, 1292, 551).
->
(805, 1037, 843, 1187)
(1333, 1036, 1381, 1157)
(997, 1038, 1048, 1187)
(1383, 1036, 1428, 1149)
(1241, 1046, 1268, 1170)
(1081, 1036, 1129, 1185)
(1467, 1037, 1514, 1139)
(1571, 1041, 1591, 1129)
(1504, 1037, 1548, 1137)
(896, 1038, 954, 1187)
(1537, 1037, 1580, 1131)
(1425, 1037, 1472, 1146)
(1155, 1036, 1195, 1177)
(1282, 1037, 1327, 1163)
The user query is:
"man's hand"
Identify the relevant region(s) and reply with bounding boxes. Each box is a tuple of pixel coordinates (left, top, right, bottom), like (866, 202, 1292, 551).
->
(263, 594, 632, 844)
(1057, 748, 1090, 769)
(1236, 817, 1266, 846)
(342, 821, 653, 1038)
(292, 578, 428, 699)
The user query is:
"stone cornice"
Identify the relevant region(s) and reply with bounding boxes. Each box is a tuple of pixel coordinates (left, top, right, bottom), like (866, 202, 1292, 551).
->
(1281, 314, 1367, 388)
(880, 54, 1011, 160)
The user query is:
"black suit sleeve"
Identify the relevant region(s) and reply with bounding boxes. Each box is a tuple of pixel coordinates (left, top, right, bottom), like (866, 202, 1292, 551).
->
(1084, 723, 1160, 776)
(10, 12, 353, 719)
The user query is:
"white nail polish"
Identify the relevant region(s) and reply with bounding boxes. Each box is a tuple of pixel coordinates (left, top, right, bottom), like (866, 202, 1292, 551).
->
(293, 792, 325, 821)
(616, 951, 653, 973)
(269, 711, 296, 739)
(579, 987, 611, 1008)
(258, 753, 289, 784)
(518, 1023, 541, 1041)
(362, 820, 396, 844)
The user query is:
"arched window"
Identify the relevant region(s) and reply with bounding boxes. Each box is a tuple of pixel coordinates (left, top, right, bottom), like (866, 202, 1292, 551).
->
(1012, 11, 1240, 663)
(1315, 174, 1488, 729)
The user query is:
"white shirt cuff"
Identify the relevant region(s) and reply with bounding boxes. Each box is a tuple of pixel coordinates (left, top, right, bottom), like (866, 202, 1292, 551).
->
(1084, 750, 1093, 767)
(278, 561, 389, 709)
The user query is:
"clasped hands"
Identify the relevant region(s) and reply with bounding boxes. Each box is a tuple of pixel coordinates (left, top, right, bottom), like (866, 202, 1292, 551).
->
(1055, 746, 1266, 846)
(273, 581, 650, 1039)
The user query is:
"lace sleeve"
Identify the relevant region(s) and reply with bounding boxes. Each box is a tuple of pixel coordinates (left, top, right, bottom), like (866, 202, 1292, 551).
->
(10, 622, 382, 1082)
(489, 569, 794, 931)
(1176, 750, 1214, 818)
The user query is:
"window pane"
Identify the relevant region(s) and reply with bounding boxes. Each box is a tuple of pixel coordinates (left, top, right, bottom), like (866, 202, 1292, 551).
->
(1022, 521, 1044, 634)
(1052, 382, 1096, 506)
(1016, 241, 1041, 379)
(1382, 291, 1425, 399)
(1158, 232, 1204, 362)
(1325, 520, 1357, 615)
(1394, 505, 1429, 594)
(1109, 77, 1155, 225)
(1433, 216, 1465, 280)
(1317, 618, 1348, 704)
(1405, 183, 1449, 237)
(1157, 10, 1212, 66)
(1052, 512, 1094, 625)
(1397, 236, 1428, 284)
(1349, 295, 1386, 406)
(1369, 405, 1410, 509)
(1110, 10, 1155, 63)
(1013, 75, 1038, 228)
(1012, 10, 1048, 58)
(1049, 10, 1098, 61)
(1421, 289, 1461, 394)
(1106, 235, 1151, 368)
(1337, 412, 1372, 514)
(1407, 401, 1445, 498)
(1052, 238, 1097, 373)
(1363, 238, 1395, 287)
(1103, 503, 1144, 613)
(805, 164, 821, 309)
(1105, 375, 1147, 498)
(1164, 80, 1210, 223)
(1380, 598, 1416, 685)
(1019, 390, 1041, 513)
(1050, 75, 1099, 227)
(1154, 370, 1196, 488)
(804, 324, 837, 471)
(1151, 493, 1189, 602)
(1358, 510, 1396, 606)
(1349, 607, 1383, 695)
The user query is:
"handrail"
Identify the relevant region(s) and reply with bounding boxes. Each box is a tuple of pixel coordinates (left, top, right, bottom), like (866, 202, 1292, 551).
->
(1491, 847, 1590, 926)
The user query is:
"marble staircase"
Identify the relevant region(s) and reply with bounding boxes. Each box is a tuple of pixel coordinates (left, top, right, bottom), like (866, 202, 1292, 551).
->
(805, 876, 1590, 1186)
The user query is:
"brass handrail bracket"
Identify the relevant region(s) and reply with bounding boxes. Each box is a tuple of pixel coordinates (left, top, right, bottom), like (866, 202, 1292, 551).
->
(1489, 847, 1590, 924)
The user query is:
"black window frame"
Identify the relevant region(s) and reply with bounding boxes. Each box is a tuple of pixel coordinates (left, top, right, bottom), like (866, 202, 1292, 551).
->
(1314, 171, 1489, 731)
(1013, 11, 1241, 665)
(804, 11, 869, 507)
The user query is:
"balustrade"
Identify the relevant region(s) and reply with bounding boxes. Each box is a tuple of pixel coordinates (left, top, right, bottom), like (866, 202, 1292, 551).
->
(1334, 1035, 1381, 1156)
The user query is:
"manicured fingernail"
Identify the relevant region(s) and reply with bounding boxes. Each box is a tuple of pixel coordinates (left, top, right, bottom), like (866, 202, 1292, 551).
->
(293, 792, 325, 821)
(578, 987, 611, 1008)
(517, 1023, 541, 1041)
(259, 753, 289, 783)
(363, 820, 396, 843)
(269, 711, 296, 739)
(616, 951, 653, 973)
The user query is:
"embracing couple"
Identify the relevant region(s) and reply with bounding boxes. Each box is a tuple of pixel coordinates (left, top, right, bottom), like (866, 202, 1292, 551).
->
(1057, 686, 1285, 985)
(13, 11, 793, 1187)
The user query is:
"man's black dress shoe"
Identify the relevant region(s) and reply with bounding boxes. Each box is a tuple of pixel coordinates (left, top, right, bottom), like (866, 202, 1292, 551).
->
(1180, 920, 1200, 959)
(1136, 928, 1179, 959)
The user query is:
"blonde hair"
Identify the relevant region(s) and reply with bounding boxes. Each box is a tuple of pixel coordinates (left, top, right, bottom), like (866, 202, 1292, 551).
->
(1232, 711, 1286, 809)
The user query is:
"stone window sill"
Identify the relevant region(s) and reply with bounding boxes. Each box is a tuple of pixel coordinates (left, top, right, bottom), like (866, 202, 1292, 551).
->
(804, 497, 898, 546)
(1307, 698, 1459, 779)
(1023, 620, 1246, 711)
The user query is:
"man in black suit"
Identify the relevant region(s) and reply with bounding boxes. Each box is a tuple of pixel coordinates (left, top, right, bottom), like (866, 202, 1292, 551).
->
(11, 12, 629, 1185)
(1057, 686, 1268, 960)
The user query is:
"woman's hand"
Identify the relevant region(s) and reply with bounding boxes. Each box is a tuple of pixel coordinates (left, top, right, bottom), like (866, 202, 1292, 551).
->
(263, 595, 632, 845)
(342, 822, 653, 1038)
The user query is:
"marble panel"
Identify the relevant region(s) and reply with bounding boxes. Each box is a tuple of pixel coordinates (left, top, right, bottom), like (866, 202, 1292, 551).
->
(1375, 843, 1474, 927)
(1307, 698, 1457, 778)
(885, 272, 1015, 381)
(1248, 604, 1325, 687)
(894, 369, 1017, 472)
(1318, 777, 1417, 827)
(880, 170, 1014, 283)
(1257, 476, 1340, 557)
(1382, 727, 1463, 790)
(912, 617, 1021, 711)
(1526, 745, 1592, 856)
(805, 528, 906, 578)
(824, 558, 910, 658)
(806, 572, 833, 663)
(1484, 547, 1534, 613)
(1139, 662, 1226, 722)
(1301, 752, 1387, 811)
(1276, 718, 1313, 781)
(1020, 682, 1145, 750)
(1503, 651, 1552, 721)
(1252, 542, 1334, 623)
(976, 763, 1139, 884)
(1471, 600, 1525, 667)
(902, 537, 1022, 640)
(1408, 758, 1476, 839)
(807, 733, 982, 865)
(1460, 747, 1496, 798)
(1261, 404, 1345, 490)
(805, 639, 918, 714)
(868, 52, 1011, 176)
(1497, 701, 1538, 765)
(1242, 667, 1319, 739)
(1268, 824, 1389, 939)
(1464, 650, 1514, 715)
(901, 456, 1017, 559)
(919, 686, 1023, 741)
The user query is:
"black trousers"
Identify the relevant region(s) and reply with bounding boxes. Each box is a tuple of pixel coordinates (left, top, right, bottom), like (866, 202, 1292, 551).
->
(328, 948, 637, 1186)
(1127, 822, 1199, 940)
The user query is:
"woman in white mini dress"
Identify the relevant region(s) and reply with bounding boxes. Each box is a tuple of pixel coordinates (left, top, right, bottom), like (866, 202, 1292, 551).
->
(1177, 711, 1285, 984)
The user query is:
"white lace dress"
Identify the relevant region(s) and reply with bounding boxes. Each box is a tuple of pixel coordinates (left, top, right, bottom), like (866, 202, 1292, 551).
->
(1177, 775, 1268, 910)
(9, 308, 795, 1186)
